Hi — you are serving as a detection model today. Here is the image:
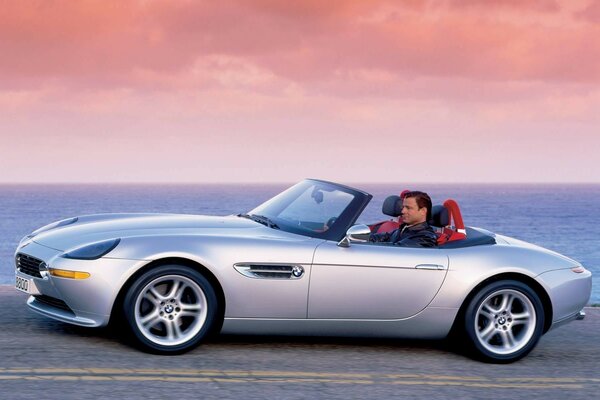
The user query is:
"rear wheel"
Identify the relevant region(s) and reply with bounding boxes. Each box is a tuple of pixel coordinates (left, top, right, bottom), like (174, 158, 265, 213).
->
(464, 280, 544, 363)
(122, 265, 218, 354)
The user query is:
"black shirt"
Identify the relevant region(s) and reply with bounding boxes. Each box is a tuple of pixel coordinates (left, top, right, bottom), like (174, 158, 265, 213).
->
(369, 221, 438, 247)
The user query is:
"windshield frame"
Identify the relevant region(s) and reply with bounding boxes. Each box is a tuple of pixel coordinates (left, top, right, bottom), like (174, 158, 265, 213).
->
(246, 179, 372, 241)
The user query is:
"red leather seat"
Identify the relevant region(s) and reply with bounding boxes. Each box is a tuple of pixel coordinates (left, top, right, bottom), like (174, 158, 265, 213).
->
(430, 199, 467, 245)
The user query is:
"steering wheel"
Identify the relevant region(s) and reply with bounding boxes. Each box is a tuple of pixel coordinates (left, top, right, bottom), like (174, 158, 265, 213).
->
(323, 217, 337, 231)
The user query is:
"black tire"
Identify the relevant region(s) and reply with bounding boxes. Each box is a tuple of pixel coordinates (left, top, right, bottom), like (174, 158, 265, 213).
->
(463, 280, 544, 363)
(122, 264, 219, 354)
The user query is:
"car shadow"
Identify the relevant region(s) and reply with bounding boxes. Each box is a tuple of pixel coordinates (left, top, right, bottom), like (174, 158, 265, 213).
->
(27, 314, 463, 360)
(212, 334, 461, 357)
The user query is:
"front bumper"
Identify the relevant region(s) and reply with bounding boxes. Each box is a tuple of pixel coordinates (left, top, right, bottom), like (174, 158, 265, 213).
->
(15, 241, 146, 328)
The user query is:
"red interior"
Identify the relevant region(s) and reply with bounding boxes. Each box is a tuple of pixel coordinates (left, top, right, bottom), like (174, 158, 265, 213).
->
(437, 199, 466, 244)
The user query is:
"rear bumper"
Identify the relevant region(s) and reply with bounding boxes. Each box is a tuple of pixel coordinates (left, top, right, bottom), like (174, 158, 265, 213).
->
(536, 267, 592, 326)
(548, 308, 586, 331)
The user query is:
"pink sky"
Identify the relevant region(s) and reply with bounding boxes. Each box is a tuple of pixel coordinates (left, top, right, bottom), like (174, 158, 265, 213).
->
(1, 0, 599, 183)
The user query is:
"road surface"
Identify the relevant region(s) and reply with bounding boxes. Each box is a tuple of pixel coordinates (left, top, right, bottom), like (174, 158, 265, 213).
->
(0, 286, 598, 399)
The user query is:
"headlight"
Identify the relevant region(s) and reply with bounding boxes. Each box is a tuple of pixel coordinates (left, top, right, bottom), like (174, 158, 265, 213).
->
(25, 217, 79, 240)
(62, 238, 121, 260)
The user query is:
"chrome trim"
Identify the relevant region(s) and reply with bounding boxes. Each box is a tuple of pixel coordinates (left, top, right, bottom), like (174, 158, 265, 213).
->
(234, 263, 305, 279)
(576, 310, 586, 320)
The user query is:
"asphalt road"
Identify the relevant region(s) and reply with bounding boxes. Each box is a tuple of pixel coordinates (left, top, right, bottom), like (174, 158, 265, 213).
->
(0, 285, 598, 400)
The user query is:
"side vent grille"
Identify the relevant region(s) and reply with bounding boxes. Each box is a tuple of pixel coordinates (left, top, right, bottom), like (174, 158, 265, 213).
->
(234, 264, 305, 279)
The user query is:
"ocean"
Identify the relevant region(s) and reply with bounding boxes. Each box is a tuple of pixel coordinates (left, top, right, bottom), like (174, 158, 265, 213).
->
(1, 183, 598, 303)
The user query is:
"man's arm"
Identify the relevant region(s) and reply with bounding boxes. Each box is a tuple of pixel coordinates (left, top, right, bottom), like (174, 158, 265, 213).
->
(395, 231, 438, 247)
(369, 231, 392, 243)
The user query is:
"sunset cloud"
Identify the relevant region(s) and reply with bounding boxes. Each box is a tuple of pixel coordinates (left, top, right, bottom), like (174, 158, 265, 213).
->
(1, 0, 599, 183)
(3, 0, 599, 86)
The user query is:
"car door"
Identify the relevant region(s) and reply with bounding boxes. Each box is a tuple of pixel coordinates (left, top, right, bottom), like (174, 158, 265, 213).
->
(308, 241, 449, 319)
(221, 236, 319, 319)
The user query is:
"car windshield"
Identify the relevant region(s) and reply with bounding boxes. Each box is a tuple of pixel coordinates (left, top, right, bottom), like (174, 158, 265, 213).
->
(245, 179, 371, 240)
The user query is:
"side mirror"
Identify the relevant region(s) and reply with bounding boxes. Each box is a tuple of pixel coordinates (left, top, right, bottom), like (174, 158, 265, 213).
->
(338, 224, 372, 247)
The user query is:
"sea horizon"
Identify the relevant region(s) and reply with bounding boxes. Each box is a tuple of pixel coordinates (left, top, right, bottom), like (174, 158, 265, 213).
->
(1, 181, 600, 185)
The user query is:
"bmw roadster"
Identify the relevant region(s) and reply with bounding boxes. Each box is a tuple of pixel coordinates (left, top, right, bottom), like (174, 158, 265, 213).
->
(14, 179, 591, 362)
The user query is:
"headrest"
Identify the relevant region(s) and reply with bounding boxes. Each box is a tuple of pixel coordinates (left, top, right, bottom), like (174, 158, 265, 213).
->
(382, 195, 402, 217)
(429, 205, 449, 227)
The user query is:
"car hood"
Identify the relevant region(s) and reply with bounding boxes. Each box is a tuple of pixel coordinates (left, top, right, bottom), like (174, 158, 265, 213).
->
(30, 213, 275, 251)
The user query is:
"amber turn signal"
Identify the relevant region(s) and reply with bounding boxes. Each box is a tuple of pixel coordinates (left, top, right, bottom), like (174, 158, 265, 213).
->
(48, 268, 91, 279)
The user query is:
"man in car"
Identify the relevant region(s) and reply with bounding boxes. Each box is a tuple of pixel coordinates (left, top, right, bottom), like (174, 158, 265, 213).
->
(370, 191, 438, 247)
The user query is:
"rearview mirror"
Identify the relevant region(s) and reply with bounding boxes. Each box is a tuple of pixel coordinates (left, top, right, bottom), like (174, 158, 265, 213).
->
(311, 187, 324, 204)
(338, 224, 372, 247)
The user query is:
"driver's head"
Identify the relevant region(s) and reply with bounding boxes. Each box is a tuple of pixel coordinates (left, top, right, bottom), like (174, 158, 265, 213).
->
(401, 191, 432, 226)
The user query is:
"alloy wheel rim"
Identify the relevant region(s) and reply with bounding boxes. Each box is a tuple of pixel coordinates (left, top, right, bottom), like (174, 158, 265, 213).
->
(134, 275, 208, 346)
(474, 289, 536, 355)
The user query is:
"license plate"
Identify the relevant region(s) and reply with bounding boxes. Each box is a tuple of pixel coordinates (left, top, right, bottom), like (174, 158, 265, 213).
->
(15, 275, 31, 294)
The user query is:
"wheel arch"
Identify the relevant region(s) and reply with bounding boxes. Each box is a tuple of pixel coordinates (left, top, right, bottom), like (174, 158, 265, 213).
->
(109, 257, 226, 335)
(451, 272, 553, 335)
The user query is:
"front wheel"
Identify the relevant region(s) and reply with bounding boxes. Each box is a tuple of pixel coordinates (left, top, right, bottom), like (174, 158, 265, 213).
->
(122, 265, 219, 354)
(464, 280, 545, 363)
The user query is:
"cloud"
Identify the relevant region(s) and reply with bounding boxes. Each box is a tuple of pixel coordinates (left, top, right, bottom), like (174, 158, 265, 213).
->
(1, 0, 599, 186)
(2, 0, 599, 93)
(446, 0, 560, 12)
(575, 0, 600, 23)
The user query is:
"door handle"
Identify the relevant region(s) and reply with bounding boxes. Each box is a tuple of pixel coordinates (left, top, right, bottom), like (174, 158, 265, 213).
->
(415, 264, 446, 270)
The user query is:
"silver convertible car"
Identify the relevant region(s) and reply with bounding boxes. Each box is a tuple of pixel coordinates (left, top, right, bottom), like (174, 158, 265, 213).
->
(14, 179, 591, 362)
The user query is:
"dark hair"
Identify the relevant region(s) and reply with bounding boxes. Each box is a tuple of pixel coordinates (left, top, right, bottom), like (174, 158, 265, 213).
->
(404, 191, 432, 221)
